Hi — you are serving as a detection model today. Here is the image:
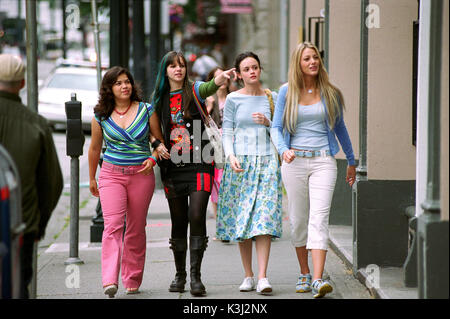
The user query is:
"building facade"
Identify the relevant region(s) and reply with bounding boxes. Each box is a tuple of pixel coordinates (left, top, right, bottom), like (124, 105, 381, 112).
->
(285, 0, 448, 298)
(233, 0, 283, 90)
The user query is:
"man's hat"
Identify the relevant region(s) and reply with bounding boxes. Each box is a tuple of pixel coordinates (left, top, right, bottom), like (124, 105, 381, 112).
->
(0, 54, 25, 82)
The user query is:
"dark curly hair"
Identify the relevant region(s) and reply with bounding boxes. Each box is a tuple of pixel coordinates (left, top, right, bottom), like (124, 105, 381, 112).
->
(94, 66, 142, 120)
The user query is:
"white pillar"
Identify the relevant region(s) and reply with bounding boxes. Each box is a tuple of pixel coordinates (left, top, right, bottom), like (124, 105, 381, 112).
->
(279, 0, 288, 84)
(416, 1, 431, 217)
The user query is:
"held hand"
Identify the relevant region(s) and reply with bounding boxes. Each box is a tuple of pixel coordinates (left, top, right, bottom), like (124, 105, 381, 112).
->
(156, 143, 170, 160)
(346, 165, 357, 187)
(214, 68, 236, 86)
(229, 155, 244, 173)
(89, 179, 99, 197)
(282, 150, 295, 163)
(252, 112, 269, 127)
(137, 158, 154, 175)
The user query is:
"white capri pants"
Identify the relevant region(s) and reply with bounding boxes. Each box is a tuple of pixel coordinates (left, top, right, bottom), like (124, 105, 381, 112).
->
(281, 155, 337, 250)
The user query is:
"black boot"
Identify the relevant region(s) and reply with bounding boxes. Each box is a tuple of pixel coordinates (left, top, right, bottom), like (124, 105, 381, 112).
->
(189, 236, 208, 296)
(169, 238, 187, 292)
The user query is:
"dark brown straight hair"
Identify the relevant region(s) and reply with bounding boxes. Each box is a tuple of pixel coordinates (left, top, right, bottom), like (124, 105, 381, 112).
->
(151, 51, 199, 120)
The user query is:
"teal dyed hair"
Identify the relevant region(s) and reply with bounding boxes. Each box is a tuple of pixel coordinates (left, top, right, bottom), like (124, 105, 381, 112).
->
(150, 51, 193, 117)
(150, 52, 170, 114)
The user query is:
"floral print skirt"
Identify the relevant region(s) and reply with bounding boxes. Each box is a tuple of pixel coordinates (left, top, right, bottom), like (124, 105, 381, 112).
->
(215, 154, 283, 242)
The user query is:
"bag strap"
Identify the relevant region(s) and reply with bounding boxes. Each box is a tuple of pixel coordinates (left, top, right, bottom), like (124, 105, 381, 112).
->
(264, 88, 275, 120)
(192, 83, 209, 124)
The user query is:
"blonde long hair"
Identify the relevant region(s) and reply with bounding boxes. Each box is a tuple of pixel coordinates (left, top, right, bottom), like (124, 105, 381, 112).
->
(283, 42, 344, 134)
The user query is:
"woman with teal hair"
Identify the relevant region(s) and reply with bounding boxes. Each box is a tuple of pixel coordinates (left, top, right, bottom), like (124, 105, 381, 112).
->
(149, 51, 235, 296)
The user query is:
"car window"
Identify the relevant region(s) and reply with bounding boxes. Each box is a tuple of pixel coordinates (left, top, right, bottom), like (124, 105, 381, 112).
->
(47, 73, 98, 91)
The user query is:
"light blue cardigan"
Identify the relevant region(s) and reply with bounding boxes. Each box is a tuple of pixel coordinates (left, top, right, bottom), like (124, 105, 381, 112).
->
(270, 83, 356, 166)
(222, 91, 278, 158)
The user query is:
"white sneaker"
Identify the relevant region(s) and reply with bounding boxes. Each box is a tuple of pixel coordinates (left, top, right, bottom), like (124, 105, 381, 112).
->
(239, 277, 255, 292)
(103, 284, 118, 298)
(256, 278, 272, 295)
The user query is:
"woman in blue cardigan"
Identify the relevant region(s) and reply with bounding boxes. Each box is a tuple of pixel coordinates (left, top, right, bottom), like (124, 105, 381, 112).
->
(271, 42, 356, 298)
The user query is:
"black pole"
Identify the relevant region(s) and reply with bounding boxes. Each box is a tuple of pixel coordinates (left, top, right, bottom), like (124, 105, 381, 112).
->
(110, 0, 129, 68)
(62, 0, 67, 59)
(149, 0, 161, 96)
(132, 0, 147, 98)
(90, 147, 105, 243)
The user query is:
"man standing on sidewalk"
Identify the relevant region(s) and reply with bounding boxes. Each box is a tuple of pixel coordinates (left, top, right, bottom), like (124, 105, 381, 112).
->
(0, 54, 63, 298)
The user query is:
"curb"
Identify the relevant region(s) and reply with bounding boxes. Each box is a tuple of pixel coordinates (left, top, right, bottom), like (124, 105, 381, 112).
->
(329, 236, 388, 299)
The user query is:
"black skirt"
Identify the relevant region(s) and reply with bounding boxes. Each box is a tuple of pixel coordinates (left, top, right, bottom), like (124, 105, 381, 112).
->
(162, 162, 214, 199)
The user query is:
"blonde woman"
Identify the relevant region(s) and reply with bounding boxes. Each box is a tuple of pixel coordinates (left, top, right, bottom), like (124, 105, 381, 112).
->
(271, 42, 356, 298)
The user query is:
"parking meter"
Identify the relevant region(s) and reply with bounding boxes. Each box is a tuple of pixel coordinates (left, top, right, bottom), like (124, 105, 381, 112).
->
(65, 93, 85, 157)
(64, 93, 85, 265)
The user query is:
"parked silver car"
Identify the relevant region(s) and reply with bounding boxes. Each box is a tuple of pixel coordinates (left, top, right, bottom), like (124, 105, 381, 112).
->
(38, 61, 105, 131)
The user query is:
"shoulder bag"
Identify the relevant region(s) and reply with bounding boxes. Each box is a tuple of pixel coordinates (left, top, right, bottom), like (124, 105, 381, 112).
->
(192, 84, 226, 169)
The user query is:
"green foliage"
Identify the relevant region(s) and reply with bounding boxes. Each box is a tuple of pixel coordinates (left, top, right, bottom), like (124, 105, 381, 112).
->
(183, 0, 198, 24)
(77, 0, 109, 18)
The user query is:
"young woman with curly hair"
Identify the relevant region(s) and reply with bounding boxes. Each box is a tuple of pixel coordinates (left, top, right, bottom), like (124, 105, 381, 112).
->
(149, 51, 235, 296)
(88, 66, 159, 298)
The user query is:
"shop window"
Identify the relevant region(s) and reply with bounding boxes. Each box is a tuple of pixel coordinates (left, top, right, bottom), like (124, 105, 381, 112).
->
(308, 16, 324, 58)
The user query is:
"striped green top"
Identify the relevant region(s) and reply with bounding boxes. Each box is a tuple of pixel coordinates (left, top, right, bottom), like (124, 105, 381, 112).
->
(95, 102, 154, 166)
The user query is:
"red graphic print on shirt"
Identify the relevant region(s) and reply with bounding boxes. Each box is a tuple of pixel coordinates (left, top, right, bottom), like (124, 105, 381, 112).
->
(170, 92, 192, 154)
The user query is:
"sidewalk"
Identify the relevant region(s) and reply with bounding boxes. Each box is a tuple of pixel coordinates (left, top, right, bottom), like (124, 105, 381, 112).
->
(36, 187, 373, 300)
(328, 225, 418, 299)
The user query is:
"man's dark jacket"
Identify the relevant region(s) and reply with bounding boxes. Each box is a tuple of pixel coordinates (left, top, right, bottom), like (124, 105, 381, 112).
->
(0, 90, 63, 240)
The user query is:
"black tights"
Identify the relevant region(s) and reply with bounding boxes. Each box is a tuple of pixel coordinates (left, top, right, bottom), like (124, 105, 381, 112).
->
(168, 191, 210, 238)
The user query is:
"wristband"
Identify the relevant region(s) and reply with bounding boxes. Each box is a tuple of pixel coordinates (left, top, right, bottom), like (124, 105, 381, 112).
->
(148, 156, 157, 165)
(151, 139, 162, 149)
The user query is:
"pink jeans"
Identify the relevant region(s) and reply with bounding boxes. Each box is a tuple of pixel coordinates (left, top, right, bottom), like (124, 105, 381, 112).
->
(98, 162, 155, 289)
